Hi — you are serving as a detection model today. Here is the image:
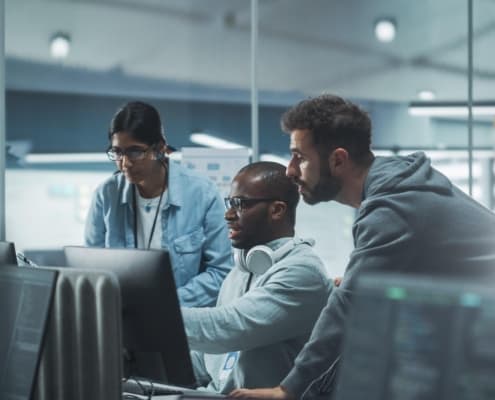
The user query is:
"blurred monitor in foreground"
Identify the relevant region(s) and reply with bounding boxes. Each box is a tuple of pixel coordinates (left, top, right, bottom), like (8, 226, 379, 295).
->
(0, 265, 57, 400)
(335, 272, 495, 400)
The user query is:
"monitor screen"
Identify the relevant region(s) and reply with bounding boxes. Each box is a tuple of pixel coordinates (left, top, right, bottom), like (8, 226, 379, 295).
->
(0, 265, 57, 400)
(0, 241, 17, 265)
(335, 273, 495, 400)
(64, 246, 196, 387)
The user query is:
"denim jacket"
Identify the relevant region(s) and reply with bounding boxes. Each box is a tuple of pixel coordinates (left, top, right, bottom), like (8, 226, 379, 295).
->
(84, 161, 233, 307)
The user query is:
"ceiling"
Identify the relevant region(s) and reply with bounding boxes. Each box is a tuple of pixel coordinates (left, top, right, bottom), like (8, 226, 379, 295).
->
(5, 0, 495, 104)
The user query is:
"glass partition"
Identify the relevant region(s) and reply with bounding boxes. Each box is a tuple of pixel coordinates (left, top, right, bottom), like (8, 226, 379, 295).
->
(3, 0, 490, 271)
(257, 0, 474, 275)
(4, 0, 251, 255)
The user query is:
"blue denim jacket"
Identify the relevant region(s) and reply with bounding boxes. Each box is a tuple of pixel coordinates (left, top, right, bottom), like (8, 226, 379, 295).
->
(84, 161, 233, 307)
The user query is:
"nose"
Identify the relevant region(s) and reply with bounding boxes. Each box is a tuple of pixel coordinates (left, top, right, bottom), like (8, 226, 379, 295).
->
(224, 207, 237, 221)
(286, 157, 299, 178)
(121, 154, 133, 168)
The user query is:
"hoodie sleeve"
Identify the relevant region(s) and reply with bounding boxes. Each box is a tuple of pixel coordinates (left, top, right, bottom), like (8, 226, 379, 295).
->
(182, 261, 330, 354)
(282, 205, 414, 398)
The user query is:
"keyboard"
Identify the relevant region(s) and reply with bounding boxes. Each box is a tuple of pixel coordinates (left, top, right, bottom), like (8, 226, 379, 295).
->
(123, 379, 226, 398)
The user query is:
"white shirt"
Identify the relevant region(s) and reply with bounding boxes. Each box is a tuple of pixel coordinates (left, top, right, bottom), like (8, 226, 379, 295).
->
(135, 187, 167, 250)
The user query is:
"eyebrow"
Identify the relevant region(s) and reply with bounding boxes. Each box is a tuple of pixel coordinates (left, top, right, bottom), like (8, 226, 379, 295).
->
(110, 145, 147, 150)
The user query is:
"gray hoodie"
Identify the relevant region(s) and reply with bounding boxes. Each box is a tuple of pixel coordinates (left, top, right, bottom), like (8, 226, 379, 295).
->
(282, 152, 495, 399)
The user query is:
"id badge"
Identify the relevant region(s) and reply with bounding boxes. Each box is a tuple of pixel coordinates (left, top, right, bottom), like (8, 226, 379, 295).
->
(218, 351, 239, 384)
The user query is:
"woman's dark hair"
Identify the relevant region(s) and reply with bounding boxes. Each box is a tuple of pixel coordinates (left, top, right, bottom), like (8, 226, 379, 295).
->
(108, 101, 165, 145)
(281, 94, 373, 165)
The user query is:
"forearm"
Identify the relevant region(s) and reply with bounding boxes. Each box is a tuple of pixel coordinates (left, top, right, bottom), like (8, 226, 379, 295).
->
(281, 288, 348, 399)
(182, 272, 330, 353)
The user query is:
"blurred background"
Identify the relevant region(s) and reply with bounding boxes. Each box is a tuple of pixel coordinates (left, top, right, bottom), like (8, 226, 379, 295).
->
(3, 0, 495, 275)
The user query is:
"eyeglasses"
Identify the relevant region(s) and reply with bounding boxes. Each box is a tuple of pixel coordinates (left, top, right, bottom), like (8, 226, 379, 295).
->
(224, 197, 280, 212)
(106, 146, 151, 161)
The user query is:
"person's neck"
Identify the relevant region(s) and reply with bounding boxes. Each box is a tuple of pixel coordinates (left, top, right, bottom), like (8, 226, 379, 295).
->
(335, 164, 371, 209)
(267, 227, 295, 243)
(136, 166, 167, 198)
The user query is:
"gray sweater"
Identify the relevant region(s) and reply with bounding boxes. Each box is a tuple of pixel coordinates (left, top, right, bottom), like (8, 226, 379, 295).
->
(182, 237, 331, 394)
(282, 152, 495, 399)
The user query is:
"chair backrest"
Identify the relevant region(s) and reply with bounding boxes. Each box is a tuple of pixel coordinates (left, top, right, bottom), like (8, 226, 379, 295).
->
(33, 268, 123, 400)
(0, 241, 17, 265)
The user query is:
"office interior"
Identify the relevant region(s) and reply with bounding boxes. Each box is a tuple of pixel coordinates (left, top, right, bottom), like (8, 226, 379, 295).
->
(1, 0, 494, 277)
(1, 0, 495, 398)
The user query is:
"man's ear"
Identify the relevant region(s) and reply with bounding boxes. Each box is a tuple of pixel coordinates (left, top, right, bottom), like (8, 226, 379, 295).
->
(329, 148, 349, 176)
(270, 201, 288, 221)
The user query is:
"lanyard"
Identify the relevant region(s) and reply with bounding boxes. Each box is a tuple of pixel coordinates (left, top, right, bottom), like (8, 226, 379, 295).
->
(132, 173, 167, 250)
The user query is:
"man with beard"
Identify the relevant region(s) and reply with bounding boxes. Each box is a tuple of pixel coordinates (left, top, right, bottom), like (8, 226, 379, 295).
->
(181, 161, 331, 394)
(230, 94, 495, 399)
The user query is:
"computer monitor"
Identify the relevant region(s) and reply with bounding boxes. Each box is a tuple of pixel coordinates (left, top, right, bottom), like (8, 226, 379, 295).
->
(0, 265, 57, 400)
(335, 272, 495, 400)
(64, 246, 196, 387)
(0, 241, 17, 265)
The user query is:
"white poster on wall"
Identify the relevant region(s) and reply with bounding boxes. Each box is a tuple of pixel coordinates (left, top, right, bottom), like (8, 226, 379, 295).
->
(181, 147, 251, 198)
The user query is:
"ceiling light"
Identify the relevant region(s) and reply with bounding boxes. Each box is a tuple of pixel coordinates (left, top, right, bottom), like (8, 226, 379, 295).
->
(408, 101, 495, 117)
(50, 32, 71, 59)
(417, 90, 436, 101)
(189, 133, 246, 149)
(374, 18, 396, 43)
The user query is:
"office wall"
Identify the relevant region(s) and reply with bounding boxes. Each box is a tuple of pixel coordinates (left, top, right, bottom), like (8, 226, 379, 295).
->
(7, 91, 494, 161)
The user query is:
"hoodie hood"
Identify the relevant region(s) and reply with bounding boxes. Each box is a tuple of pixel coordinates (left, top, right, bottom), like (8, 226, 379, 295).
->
(363, 152, 452, 199)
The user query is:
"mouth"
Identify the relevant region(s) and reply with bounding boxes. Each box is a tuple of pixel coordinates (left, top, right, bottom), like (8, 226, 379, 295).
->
(228, 225, 242, 240)
(123, 170, 138, 179)
(295, 183, 306, 195)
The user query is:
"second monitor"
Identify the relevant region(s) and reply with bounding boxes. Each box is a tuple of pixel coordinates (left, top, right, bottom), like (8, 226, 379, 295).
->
(64, 246, 196, 387)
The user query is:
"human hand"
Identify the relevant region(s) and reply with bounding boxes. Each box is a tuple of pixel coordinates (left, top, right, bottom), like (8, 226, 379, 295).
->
(229, 386, 293, 399)
(333, 276, 342, 287)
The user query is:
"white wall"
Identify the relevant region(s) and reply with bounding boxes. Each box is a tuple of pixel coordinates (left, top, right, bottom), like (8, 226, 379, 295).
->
(5, 168, 356, 276)
(6, 169, 109, 251)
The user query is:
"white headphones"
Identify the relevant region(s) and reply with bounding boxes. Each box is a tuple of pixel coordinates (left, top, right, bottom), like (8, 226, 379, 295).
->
(234, 237, 315, 275)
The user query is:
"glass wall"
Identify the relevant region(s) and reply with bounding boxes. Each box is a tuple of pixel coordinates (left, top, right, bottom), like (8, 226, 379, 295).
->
(4, 0, 252, 261)
(3, 0, 493, 272)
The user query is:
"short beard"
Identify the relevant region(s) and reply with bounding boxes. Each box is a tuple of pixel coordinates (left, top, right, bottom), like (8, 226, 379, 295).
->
(301, 162, 341, 205)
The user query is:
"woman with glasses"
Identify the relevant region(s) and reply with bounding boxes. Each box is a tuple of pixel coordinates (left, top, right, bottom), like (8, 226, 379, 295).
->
(84, 101, 232, 307)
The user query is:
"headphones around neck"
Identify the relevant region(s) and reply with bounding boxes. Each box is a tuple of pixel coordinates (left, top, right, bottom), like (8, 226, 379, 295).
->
(234, 237, 315, 275)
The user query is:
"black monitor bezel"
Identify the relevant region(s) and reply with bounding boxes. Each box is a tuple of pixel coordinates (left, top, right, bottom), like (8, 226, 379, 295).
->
(64, 246, 196, 387)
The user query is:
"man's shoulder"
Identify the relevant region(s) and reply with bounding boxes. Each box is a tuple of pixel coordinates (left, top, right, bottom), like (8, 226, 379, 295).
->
(270, 245, 329, 281)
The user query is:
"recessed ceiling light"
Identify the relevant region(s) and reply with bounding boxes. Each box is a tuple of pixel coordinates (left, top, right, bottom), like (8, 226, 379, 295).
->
(189, 133, 246, 149)
(374, 18, 396, 43)
(408, 101, 495, 117)
(417, 90, 436, 101)
(50, 32, 71, 59)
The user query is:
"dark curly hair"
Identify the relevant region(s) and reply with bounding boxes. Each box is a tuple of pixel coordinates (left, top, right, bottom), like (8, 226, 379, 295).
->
(281, 94, 373, 165)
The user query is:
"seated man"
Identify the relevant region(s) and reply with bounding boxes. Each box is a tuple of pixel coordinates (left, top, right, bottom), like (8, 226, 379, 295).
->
(181, 161, 332, 394)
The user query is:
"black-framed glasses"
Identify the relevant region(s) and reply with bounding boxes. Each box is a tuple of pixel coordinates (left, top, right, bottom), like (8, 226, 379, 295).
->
(224, 197, 280, 212)
(106, 146, 151, 161)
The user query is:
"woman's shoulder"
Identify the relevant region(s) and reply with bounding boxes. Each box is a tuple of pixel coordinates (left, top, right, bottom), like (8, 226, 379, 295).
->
(170, 161, 218, 193)
(94, 172, 127, 195)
